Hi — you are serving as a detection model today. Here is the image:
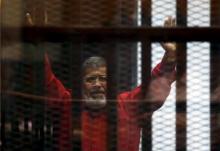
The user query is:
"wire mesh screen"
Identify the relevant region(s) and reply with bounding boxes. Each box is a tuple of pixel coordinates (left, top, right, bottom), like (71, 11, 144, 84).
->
(150, 0, 211, 151)
(37, 0, 137, 27)
(187, 42, 210, 151)
(1, 41, 139, 151)
(151, 1, 176, 150)
(1, 0, 220, 151)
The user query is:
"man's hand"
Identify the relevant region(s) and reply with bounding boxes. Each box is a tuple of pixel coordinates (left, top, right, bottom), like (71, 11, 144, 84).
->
(26, 13, 34, 26)
(25, 11, 48, 26)
(161, 16, 176, 63)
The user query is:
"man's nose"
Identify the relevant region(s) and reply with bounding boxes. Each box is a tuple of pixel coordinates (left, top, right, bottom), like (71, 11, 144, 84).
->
(93, 78, 102, 86)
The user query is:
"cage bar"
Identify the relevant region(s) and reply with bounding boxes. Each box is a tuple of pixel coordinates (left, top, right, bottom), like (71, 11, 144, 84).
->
(140, 0, 152, 151)
(140, 40, 152, 151)
(71, 40, 83, 151)
(1, 27, 220, 43)
(210, 0, 220, 150)
(1, 1, 220, 151)
(31, 2, 46, 149)
(31, 46, 45, 150)
(0, 76, 6, 151)
(176, 0, 187, 151)
(106, 43, 118, 151)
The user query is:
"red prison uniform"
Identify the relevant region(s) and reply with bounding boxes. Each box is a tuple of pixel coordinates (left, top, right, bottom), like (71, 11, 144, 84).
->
(44, 54, 175, 151)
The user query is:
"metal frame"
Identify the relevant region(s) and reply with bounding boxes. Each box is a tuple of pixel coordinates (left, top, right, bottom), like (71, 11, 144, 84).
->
(211, 0, 220, 151)
(176, 0, 187, 151)
(2, 27, 220, 43)
(1, 0, 220, 151)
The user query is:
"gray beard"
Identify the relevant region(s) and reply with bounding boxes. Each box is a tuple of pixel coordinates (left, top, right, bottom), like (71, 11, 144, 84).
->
(83, 96, 107, 109)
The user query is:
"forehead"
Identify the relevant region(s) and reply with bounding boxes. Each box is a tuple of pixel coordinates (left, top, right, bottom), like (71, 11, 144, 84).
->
(84, 67, 107, 77)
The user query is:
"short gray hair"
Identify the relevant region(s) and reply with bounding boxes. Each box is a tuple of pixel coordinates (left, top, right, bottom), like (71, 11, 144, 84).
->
(82, 56, 106, 76)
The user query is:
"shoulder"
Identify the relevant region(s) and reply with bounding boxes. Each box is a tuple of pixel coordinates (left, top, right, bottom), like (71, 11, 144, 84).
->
(117, 86, 142, 106)
(117, 85, 142, 101)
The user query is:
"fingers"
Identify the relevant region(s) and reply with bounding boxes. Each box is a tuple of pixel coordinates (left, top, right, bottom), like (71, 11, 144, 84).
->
(164, 16, 172, 27)
(26, 13, 34, 26)
(171, 17, 176, 26)
(44, 10, 48, 25)
(164, 16, 176, 27)
(161, 16, 177, 55)
(26, 11, 48, 26)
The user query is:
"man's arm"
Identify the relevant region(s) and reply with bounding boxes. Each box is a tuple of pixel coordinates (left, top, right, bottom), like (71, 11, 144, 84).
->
(44, 53, 72, 151)
(118, 17, 176, 118)
(153, 16, 176, 81)
(44, 53, 71, 102)
(146, 16, 176, 110)
(25, 12, 71, 101)
(26, 13, 72, 151)
(118, 53, 176, 114)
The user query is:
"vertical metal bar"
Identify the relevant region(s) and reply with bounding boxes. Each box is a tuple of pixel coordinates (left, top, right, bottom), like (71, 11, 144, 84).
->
(141, 0, 151, 26)
(0, 17, 4, 147)
(0, 103, 5, 151)
(32, 46, 45, 151)
(44, 103, 52, 151)
(29, 1, 46, 149)
(211, 0, 220, 25)
(176, 0, 187, 151)
(0, 1, 3, 147)
(210, 0, 220, 150)
(61, 0, 82, 149)
(141, 0, 152, 151)
(176, 0, 187, 26)
(10, 99, 19, 151)
(106, 43, 118, 151)
(0, 63, 5, 151)
(0, 85, 6, 151)
(0, 97, 5, 151)
(175, 44, 187, 151)
(23, 1, 36, 149)
(141, 40, 152, 151)
(210, 44, 220, 150)
(72, 39, 82, 151)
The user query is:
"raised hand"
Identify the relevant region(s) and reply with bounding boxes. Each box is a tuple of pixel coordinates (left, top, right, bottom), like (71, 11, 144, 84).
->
(25, 13, 34, 26)
(161, 16, 176, 62)
(25, 10, 48, 26)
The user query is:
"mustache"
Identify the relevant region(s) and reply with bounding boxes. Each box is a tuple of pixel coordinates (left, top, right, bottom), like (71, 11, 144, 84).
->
(91, 89, 105, 94)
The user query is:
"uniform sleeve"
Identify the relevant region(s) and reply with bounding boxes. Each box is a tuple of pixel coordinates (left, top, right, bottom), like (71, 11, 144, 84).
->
(44, 54, 72, 151)
(44, 54, 71, 102)
(152, 62, 176, 84)
(118, 62, 175, 120)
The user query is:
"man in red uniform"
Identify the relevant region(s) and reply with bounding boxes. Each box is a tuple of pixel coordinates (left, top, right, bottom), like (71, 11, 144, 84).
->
(27, 13, 176, 151)
(45, 44, 176, 151)
(45, 49, 175, 151)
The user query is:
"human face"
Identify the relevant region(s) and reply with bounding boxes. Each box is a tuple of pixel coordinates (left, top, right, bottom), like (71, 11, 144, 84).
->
(82, 67, 107, 109)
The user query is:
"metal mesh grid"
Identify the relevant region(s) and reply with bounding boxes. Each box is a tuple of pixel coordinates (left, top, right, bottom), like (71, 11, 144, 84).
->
(151, 1, 176, 150)
(187, 1, 210, 150)
(1, 0, 219, 151)
(1, 42, 139, 150)
(150, 1, 211, 151)
(152, 0, 176, 27)
(1, 0, 24, 26)
(188, 0, 210, 27)
(151, 43, 176, 151)
(187, 42, 210, 151)
(35, 0, 137, 27)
